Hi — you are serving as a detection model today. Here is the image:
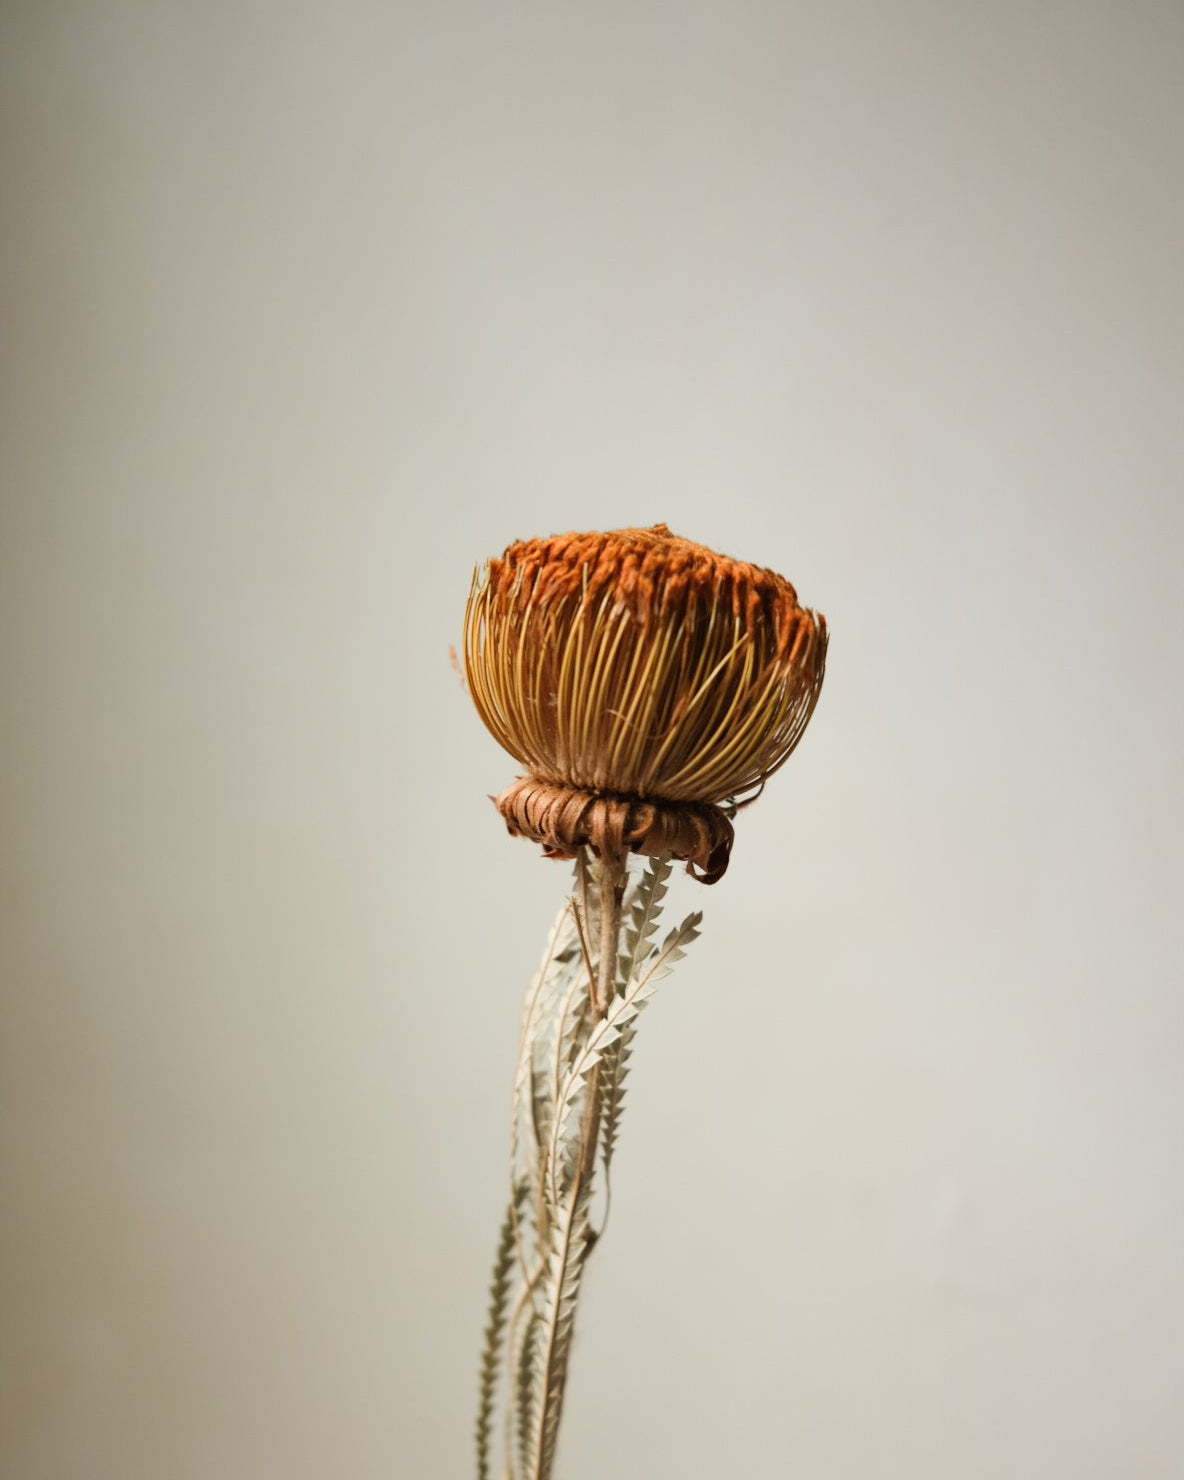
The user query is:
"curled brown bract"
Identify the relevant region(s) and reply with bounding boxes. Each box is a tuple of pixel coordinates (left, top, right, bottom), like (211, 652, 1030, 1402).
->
(495, 776, 735, 885)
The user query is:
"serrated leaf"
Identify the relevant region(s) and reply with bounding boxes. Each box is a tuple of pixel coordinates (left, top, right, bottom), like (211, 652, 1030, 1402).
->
(598, 1016, 636, 1187)
(529, 1178, 594, 1480)
(617, 855, 672, 992)
(514, 1308, 542, 1479)
(476, 1182, 529, 1480)
(563, 906, 704, 1120)
(539, 970, 594, 1227)
(637, 910, 702, 987)
(549, 909, 701, 1168)
(512, 905, 579, 1161)
(510, 903, 582, 1260)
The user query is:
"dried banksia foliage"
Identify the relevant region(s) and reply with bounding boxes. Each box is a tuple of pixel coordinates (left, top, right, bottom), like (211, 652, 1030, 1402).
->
(463, 525, 826, 1480)
(464, 523, 826, 883)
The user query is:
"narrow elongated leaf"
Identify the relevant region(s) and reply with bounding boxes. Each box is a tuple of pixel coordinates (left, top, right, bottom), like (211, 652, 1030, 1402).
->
(551, 911, 701, 1160)
(514, 1308, 542, 1480)
(476, 1182, 529, 1480)
(540, 971, 592, 1227)
(638, 910, 702, 987)
(597, 1017, 635, 1187)
(510, 903, 581, 1264)
(529, 1179, 594, 1480)
(511, 907, 579, 1173)
(617, 855, 672, 991)
(598, 858, 673, 1192)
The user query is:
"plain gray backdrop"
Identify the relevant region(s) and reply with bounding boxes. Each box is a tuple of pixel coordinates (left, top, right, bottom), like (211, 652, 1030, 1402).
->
(3, 3, 1182, 1477)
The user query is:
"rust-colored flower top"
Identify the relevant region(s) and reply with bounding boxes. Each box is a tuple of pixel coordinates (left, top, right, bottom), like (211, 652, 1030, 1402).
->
(464, 524, 826, 882)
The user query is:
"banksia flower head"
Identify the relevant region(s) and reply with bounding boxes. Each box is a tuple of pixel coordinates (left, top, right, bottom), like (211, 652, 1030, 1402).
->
(463, 523, 826, 883)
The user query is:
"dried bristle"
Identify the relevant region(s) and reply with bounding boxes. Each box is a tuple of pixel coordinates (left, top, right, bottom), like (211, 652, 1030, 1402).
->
(464, 523, 827, 806)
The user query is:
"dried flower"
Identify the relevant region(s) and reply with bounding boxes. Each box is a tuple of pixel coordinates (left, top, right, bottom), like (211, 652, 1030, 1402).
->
(463, 526, 830, 1480)
(464, 523, 826, 882)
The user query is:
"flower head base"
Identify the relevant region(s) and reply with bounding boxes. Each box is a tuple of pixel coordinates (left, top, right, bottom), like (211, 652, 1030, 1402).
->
(464, 524, 826, 882)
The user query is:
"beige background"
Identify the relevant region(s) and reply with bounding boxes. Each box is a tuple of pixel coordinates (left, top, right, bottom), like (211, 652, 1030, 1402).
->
(3, 3, 1183, 1477)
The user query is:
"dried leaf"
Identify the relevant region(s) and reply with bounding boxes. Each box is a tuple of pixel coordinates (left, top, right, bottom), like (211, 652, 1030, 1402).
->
(514, 1309, 542, 1479)
(598, 1017, 635, 1191)
(476, 1182, 529, 1480)
(617, 855, 672, 991)
(529, 1179, 594, 1480)
(511, 903, 581, 1260)
(552, 910, 701, 1157)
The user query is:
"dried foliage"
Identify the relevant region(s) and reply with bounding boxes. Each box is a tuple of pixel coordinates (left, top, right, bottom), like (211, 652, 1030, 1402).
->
(475, 853, 701, 1480)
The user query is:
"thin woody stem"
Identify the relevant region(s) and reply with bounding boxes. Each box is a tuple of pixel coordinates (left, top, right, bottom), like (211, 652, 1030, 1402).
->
(576, 851, 625, 1181)
(595, 852, 626, 1012)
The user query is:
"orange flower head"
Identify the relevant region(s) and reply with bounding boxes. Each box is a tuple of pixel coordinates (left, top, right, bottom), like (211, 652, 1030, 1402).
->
(463, 524, 826, 882)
